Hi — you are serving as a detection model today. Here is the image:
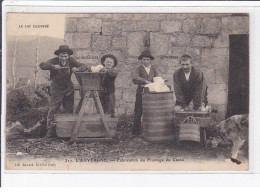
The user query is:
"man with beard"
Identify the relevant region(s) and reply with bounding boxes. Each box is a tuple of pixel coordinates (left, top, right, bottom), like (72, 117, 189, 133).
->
(173, 55, 208, 111)
(39, 45, 89, 138)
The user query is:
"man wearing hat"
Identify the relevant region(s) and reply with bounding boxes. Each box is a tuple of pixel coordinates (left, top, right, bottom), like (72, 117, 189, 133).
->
(39, 45, 89, 138)
(132, 50, 159, 136)
(99, 54, 118, 118)
(173, 54, 208, 111)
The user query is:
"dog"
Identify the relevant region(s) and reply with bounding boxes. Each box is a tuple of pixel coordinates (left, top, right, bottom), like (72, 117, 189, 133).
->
(207, 114, 249, 164)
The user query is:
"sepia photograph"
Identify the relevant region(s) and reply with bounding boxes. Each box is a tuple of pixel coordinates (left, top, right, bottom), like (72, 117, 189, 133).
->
(3, 12, 249, 171)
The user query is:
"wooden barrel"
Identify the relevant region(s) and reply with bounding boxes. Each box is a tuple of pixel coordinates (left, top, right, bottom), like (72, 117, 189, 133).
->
(142, 92, 175, 142)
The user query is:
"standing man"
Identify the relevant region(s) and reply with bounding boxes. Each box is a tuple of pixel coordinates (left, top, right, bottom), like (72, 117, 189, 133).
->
(173, 55, 208, 111)
(132, 50, 159, 136)
(39, 45, 89, 138)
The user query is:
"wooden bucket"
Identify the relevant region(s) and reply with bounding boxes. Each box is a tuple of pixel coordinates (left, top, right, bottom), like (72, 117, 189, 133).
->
(179, 116, 200, 142)
(142, 92, 175, 142)
(55, 114, 118, 138)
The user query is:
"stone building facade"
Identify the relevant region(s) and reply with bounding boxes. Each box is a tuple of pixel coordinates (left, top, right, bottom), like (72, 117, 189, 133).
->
(64, 13, 249, 121)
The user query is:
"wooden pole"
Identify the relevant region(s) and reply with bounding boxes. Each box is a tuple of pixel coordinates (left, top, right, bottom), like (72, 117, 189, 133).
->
(11, 36, 18, 89)
(34, 36, 41, 86)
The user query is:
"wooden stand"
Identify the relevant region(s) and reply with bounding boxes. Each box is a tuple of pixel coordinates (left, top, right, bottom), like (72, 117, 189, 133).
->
(57, 72, 114, 143)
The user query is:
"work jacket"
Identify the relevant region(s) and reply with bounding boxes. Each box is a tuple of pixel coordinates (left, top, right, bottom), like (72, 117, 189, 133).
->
(101, 68, 118, 94)
(132, 65, 159, 93)
(173, 66, 206, 109)
(39, 57, 88, 95)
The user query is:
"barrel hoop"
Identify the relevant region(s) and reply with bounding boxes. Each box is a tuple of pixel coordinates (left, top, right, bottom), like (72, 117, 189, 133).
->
(143, 111, 173, 117)
(142, 93, 173, 101)
(143, 123, 174, 129)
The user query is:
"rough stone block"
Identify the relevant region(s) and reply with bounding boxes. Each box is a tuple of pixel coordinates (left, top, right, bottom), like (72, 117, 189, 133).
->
(73, 33, 92, 49)
(147, 14, 168, 20)
(215, 55, 229, 84)
(73, 49, 100, 64)
(154, 58, 179, 74)
(207, 84, 228, 105)
(127, 32, 146, 57)
(123, 87, 137, 103)
(168, 14, 189, 20)
(65, 18, 77, 33)
(161, 20, 182, 34)
(201, 67, 216, 84)
(136, 21, 160, 32)
(222, 16, 249, 34)
(112, 37, 127, 50)
(64, 33, 74, 46)
(200, 18, 221, 34)
(102, 22, 122, 36)
(95, 14, 112, 19)
(77, 18, 102, 33)
(91, 35, 111, 51)
(182, 19, 200, 34)
(191, 35, 213, 48)
(112, 14, 127, 21)
(116, 72, 133, 88)
(173, 33, 191, 46)
(213, 34, 229, 48)
(64, 33, 91, 49)
(122, 21, 137, 32)
(150, 33, 170, 56)
(201, 48, 229, 72)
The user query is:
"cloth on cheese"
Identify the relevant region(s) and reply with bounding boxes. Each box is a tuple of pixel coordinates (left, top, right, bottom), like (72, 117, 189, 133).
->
(144, 77, 170, 92)
(91, 65, 104, 72)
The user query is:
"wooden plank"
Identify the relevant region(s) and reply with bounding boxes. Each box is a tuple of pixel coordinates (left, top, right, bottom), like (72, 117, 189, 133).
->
(55, 117, 118, 138)
(93, 91, 113, 138)
(70, 91, 90, 142)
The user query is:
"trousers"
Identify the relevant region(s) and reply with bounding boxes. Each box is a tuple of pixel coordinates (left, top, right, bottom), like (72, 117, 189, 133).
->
(47, 88, 74, 130)
(133, 91, 142, 135)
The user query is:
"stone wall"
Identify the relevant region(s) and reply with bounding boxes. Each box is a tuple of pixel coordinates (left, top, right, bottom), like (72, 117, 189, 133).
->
(64, 13, 249, 121)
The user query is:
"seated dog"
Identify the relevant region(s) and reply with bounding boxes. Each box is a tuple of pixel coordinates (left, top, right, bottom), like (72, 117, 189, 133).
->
(207, 114, 249, 164)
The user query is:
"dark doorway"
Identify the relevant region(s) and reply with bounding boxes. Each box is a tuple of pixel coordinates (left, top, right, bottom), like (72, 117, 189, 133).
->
(227, 34, 249, 118)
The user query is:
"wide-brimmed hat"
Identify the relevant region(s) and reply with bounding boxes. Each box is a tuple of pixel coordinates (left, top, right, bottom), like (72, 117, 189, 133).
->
(138, 50, 154, 60)
(54, 45, 73, 56)
(101, 54, 118, 67)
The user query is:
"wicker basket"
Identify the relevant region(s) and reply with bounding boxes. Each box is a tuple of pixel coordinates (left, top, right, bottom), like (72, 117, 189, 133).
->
(179, 116, 200, 142)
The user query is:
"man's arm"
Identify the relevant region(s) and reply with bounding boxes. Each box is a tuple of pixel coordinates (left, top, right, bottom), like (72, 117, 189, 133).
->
(39, 58, 56, 70)
(193, 70, 205, 109)
(173, 72, 186, 108)
(107, 68, 118, 78)
(70, 57, 91, 72)
(132, 66, 149, 85)
(153, 66, 159, 78)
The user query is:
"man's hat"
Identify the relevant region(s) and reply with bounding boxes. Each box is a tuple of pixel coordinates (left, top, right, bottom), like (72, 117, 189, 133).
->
(101, 54, 118, 67)
(138, 50, 154, 60)
(54, 45, 73, 56)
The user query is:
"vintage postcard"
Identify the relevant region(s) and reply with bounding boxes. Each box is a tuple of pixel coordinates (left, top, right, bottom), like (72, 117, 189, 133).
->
(2, 9, 250, 171)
